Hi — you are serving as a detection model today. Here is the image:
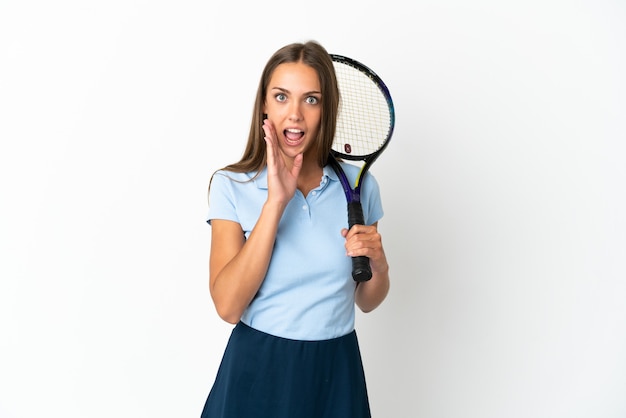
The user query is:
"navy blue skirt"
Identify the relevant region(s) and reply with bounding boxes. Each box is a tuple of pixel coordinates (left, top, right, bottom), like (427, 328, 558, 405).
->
(201, 322, 371, 418)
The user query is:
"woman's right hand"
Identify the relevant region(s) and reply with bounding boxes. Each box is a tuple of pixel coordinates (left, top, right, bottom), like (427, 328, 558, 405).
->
(262, 119, 303, 206)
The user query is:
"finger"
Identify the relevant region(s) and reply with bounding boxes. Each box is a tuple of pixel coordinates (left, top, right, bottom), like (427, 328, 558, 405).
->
(263, 119, 278, 140)
(263, 121, 281, 169)
(264, 133, 275, 167)
(345, 229, 382, 253)
(262, 120, 276, 147)
(291, 153, 303, 177)
(346, 239, 383, 259)
(344, 224, 374, 240)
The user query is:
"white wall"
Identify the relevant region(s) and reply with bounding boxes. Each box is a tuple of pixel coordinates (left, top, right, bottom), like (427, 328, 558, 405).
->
(1, 1, 625, 417)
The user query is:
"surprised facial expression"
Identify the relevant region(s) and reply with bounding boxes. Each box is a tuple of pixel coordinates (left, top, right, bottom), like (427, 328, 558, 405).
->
(264, 62, 322, 160)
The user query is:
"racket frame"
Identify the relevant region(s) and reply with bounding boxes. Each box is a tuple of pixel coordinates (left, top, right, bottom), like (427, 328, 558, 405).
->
(329, 54, 395, 282)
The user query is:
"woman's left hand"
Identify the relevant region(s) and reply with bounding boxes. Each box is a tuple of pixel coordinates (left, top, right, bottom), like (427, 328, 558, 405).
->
(344, 222, 390, 312)
(341, 224, 388, 274)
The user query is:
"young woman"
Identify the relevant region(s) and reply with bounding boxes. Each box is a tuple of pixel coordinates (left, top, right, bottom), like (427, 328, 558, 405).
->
(201, 40, 390, 418)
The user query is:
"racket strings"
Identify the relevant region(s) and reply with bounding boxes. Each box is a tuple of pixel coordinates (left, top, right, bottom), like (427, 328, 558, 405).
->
(333, 62, 392, 157)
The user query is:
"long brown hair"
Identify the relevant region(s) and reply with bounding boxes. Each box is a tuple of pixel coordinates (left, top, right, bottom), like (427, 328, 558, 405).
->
(222, 40, 339, 174)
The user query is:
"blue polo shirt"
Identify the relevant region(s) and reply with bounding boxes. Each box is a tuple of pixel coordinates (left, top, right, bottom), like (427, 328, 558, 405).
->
(207, 162, 383, 340)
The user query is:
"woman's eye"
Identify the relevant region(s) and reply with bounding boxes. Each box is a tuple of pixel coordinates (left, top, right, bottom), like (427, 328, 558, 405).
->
(275, 93, 287, 102)
(306, 96, 319, 105)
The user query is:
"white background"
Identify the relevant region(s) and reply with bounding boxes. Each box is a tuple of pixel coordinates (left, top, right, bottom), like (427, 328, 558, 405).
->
(1, 1, 625, 417)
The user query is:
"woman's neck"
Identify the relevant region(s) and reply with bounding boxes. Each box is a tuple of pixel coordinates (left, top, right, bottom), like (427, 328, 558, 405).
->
(296, 160, 323, 196)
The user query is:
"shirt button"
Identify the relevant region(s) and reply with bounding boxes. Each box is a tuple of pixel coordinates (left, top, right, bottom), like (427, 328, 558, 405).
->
(312, 191, 317, 196)
(302, 205, 308, 210)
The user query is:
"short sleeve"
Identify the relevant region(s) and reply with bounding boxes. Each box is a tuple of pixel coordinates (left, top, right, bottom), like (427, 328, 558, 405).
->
(363, 172, 384, 225)
(207, 171, 239, 225)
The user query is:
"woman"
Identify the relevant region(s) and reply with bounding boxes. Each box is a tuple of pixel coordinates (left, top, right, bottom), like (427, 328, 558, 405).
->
(201, 40, 390, 418)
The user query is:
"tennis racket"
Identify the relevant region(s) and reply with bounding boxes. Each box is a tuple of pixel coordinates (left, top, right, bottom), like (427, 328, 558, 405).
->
(329, 54, 395, 282)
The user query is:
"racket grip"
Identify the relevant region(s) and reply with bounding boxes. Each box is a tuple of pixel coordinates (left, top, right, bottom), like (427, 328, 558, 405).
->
(347, 201, 372, 282)
(352, 256, 372, 282)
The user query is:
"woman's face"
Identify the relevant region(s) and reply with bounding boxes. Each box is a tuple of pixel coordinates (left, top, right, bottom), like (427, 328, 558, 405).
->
(263, 62, 322, 162)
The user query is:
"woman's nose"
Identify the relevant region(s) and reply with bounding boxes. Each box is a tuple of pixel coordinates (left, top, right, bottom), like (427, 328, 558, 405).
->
(288, 103, 303, 121)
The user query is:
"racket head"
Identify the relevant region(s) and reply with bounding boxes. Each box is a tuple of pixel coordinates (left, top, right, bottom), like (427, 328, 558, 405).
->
(330, 54, 395, 162)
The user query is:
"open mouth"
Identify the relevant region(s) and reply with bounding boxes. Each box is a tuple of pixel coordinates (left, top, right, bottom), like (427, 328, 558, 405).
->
(284, 128, 304, 145)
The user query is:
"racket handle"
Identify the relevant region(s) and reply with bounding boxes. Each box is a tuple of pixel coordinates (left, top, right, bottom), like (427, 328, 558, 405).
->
(347, 201, 372, 282)
(352, 256, 372, 282)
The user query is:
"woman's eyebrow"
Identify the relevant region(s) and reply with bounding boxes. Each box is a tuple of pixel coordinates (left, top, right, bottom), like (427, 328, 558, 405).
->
(270, 86, 321, 96)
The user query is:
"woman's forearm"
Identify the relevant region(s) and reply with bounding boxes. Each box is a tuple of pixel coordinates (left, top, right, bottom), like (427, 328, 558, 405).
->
(210, 201, 286, 323)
